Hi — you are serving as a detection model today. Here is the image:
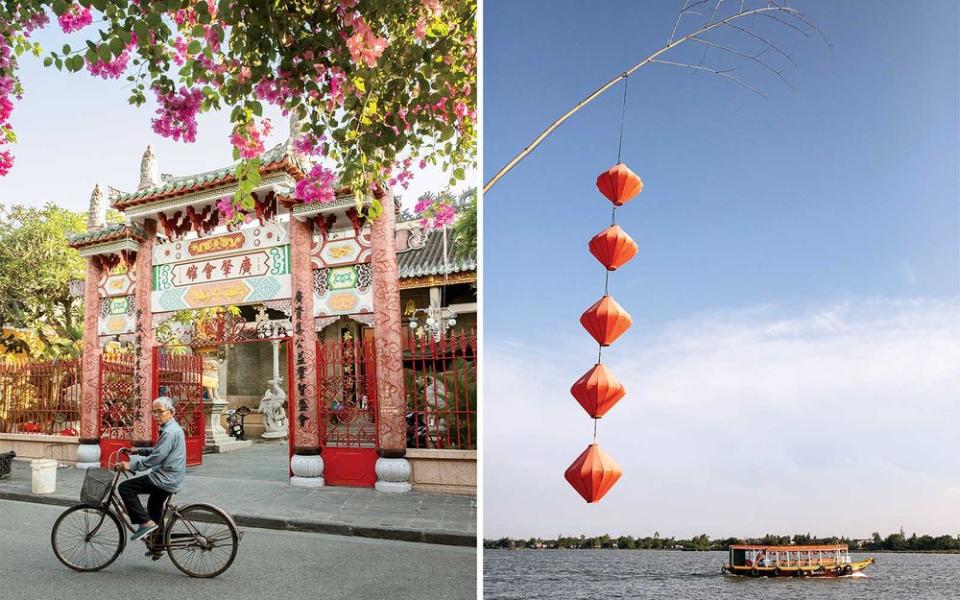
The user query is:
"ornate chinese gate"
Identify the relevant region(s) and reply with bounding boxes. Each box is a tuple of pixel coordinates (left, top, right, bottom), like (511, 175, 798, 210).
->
(314, 337, 379, 486)
(153, 349, 204, 466)
(98, 354, 135, 466)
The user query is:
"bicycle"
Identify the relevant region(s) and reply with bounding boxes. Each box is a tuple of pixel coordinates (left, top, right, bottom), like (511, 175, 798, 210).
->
(51, 447, 242, 578)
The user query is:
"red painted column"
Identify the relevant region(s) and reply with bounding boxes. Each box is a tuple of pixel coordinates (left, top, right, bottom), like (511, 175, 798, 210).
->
(131, 219, 156, 447)
(370, 191, 411, 492)
(289, 216, 323, 486)
(76, 257, 103, 468)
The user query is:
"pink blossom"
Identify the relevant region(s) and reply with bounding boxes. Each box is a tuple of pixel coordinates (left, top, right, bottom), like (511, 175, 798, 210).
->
(415, 196, 457, 230)
(0, 97, 11, 123)
(414, 18, 427, 40)
(86, 48, 130, 79)
(295, 164, 337, 204)
(422, 0, 442, 16)
(0, 151, 13, 177)
(216, 197, 235, 220)
(172, 37, 188, 65)
(230, 118, 272, 159)
(58, 4, 92, 33)
(204, 25, 222, 53)
(293, 133, 327, 156)
(151, 87, 203, 143)
(346, 17, 388, 68)
(23, 11, 50, 35)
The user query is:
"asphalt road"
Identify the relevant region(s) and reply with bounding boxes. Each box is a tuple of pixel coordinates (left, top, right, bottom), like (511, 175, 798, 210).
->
(0, 500, 477, 600)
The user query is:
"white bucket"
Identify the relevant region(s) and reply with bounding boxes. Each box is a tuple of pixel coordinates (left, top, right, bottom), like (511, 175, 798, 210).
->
(31, 459, 57, 494)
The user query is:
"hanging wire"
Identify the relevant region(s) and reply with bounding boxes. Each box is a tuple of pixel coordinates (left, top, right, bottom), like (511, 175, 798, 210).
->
(616, 74, 630, 164)
(593, 418, 597, 442)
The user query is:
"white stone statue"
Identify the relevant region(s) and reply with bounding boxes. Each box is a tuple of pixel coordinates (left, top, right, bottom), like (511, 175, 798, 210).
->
(87, 184, 106, 230)
(258, 377, 288, 439)
(420, 376, 448, 440)
(138, 145, 160, 190)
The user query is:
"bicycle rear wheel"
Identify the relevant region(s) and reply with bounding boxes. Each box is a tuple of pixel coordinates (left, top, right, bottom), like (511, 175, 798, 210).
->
(164, 504, 239, 578)
(51, 505, 125, 572)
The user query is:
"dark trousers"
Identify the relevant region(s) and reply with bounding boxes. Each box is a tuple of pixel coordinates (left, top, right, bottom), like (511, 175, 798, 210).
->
(117, 475, 170, 526)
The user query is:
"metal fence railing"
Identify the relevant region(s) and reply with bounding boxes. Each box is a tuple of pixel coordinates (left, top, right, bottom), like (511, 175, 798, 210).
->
(0, 359, 82, 436)
(403, 329, 477, 450)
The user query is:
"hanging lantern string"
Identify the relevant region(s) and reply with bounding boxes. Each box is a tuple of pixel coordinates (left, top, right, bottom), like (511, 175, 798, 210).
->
(616, 74, 629, 164)
(593, 417, 597, 442)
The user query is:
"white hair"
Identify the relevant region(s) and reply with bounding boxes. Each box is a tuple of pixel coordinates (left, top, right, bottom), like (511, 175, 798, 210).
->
(153, 396, 175, 413)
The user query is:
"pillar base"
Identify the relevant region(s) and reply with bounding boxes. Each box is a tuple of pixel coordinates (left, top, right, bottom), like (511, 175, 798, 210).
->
(289, 453, 324, 488)
(374, 457, 412, 493)
(290, 475, 326, 488)
(75, 443, 100, 470)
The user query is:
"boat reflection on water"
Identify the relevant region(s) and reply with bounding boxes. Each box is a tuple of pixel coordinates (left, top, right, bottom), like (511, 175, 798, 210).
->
(721, 544, 875, 578)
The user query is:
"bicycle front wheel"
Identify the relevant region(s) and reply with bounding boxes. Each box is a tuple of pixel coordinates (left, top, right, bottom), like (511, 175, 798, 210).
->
(51, 505, 125, 572)
(164, 504, 239, 578)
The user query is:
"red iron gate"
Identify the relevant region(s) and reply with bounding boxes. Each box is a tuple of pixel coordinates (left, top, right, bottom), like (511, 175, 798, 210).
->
(98, 354, 135, 465)
(403, 329, 477, 450)
(153, 349, 205, 466)
(315, 337, 378, 486)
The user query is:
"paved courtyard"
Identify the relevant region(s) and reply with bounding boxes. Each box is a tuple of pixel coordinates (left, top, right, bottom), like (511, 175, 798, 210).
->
(0, 500, 475, 600)
(0, 442, 475, 546)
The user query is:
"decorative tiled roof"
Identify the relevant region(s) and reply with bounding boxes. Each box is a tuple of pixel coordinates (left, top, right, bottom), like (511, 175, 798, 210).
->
(111, 140, 309, 210)
(66, 222, 147, 249)
(398, 227, 476, 279)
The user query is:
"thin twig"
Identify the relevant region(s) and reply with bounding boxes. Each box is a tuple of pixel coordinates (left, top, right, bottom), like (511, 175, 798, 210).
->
(691, 36, 795, 90)
(651, 58, 766, 98)
(724, 20, 797, 65)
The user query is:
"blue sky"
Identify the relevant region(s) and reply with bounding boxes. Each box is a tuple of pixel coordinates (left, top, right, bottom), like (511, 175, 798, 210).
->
(0, 27, 471, 214)
(484, 1, 959, 538)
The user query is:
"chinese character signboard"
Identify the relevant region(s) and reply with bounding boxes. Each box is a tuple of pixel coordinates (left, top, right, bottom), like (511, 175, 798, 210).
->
(151, 224, 292, 312)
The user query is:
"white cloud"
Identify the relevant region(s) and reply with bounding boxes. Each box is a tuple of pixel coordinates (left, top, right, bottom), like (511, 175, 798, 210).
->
(484, 298, 960, 540)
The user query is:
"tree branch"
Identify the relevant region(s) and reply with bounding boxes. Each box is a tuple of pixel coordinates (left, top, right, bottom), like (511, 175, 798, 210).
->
(484, 3, 817, 194)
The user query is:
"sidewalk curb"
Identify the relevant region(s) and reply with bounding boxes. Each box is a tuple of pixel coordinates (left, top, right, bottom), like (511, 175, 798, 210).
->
(0, 490, 474, 548)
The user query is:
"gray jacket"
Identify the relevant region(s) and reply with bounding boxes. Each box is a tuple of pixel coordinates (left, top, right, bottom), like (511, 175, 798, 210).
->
(129, 417, 186, 493)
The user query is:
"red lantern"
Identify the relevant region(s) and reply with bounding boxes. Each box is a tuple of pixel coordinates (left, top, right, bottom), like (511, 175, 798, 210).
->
(564, 443, 623, 503)
(596, 163, 643, 206)
(570, 363, 625, 418)
(588, 225, 637, 271)
(580, 295, 632, 346)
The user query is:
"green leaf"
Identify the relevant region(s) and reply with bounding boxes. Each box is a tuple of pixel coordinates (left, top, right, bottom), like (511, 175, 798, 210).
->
(188, 40, 202, 55)
(92, 0, 107, 10)
(52, 0, 67, 16)
(61, 44, 71, 55)
(109, 37, 125, 57)
(43, 57, 53, 67)
(134, 21, 149, 44)
(98, 44, 113, 62)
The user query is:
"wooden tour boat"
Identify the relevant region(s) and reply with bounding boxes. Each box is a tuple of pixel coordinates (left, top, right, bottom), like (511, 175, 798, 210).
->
(721, 544, 875, 578)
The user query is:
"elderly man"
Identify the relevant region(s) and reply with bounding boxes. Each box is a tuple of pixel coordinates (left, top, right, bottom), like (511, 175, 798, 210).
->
(118, 395, 186, 542)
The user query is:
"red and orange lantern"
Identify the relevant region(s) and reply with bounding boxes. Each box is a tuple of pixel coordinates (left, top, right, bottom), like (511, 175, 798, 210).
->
(570, 363, 625, 418)
(566, 161, 643, 503)
(589, 225, 637, 271)
(564, 443, 623, 504)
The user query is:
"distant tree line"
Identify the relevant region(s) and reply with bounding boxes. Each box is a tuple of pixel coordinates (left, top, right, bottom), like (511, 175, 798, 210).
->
(484, 530, 960, 553)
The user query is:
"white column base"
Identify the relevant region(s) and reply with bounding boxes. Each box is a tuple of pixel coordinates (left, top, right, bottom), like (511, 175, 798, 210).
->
(290, 475, 326, 487)
(75, 443, 100, 470)
(289, 453, 324, 488)
(374, 457, 412, 493)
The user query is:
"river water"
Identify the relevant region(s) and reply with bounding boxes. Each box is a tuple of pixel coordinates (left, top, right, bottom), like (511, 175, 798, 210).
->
(483, 550, 960, 599)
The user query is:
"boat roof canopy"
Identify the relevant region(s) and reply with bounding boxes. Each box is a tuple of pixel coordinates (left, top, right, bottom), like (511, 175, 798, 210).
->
(729, 545, 848, 551)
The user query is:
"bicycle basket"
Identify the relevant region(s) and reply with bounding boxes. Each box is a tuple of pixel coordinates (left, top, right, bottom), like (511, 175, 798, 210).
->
(80, 467, 115, 507)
